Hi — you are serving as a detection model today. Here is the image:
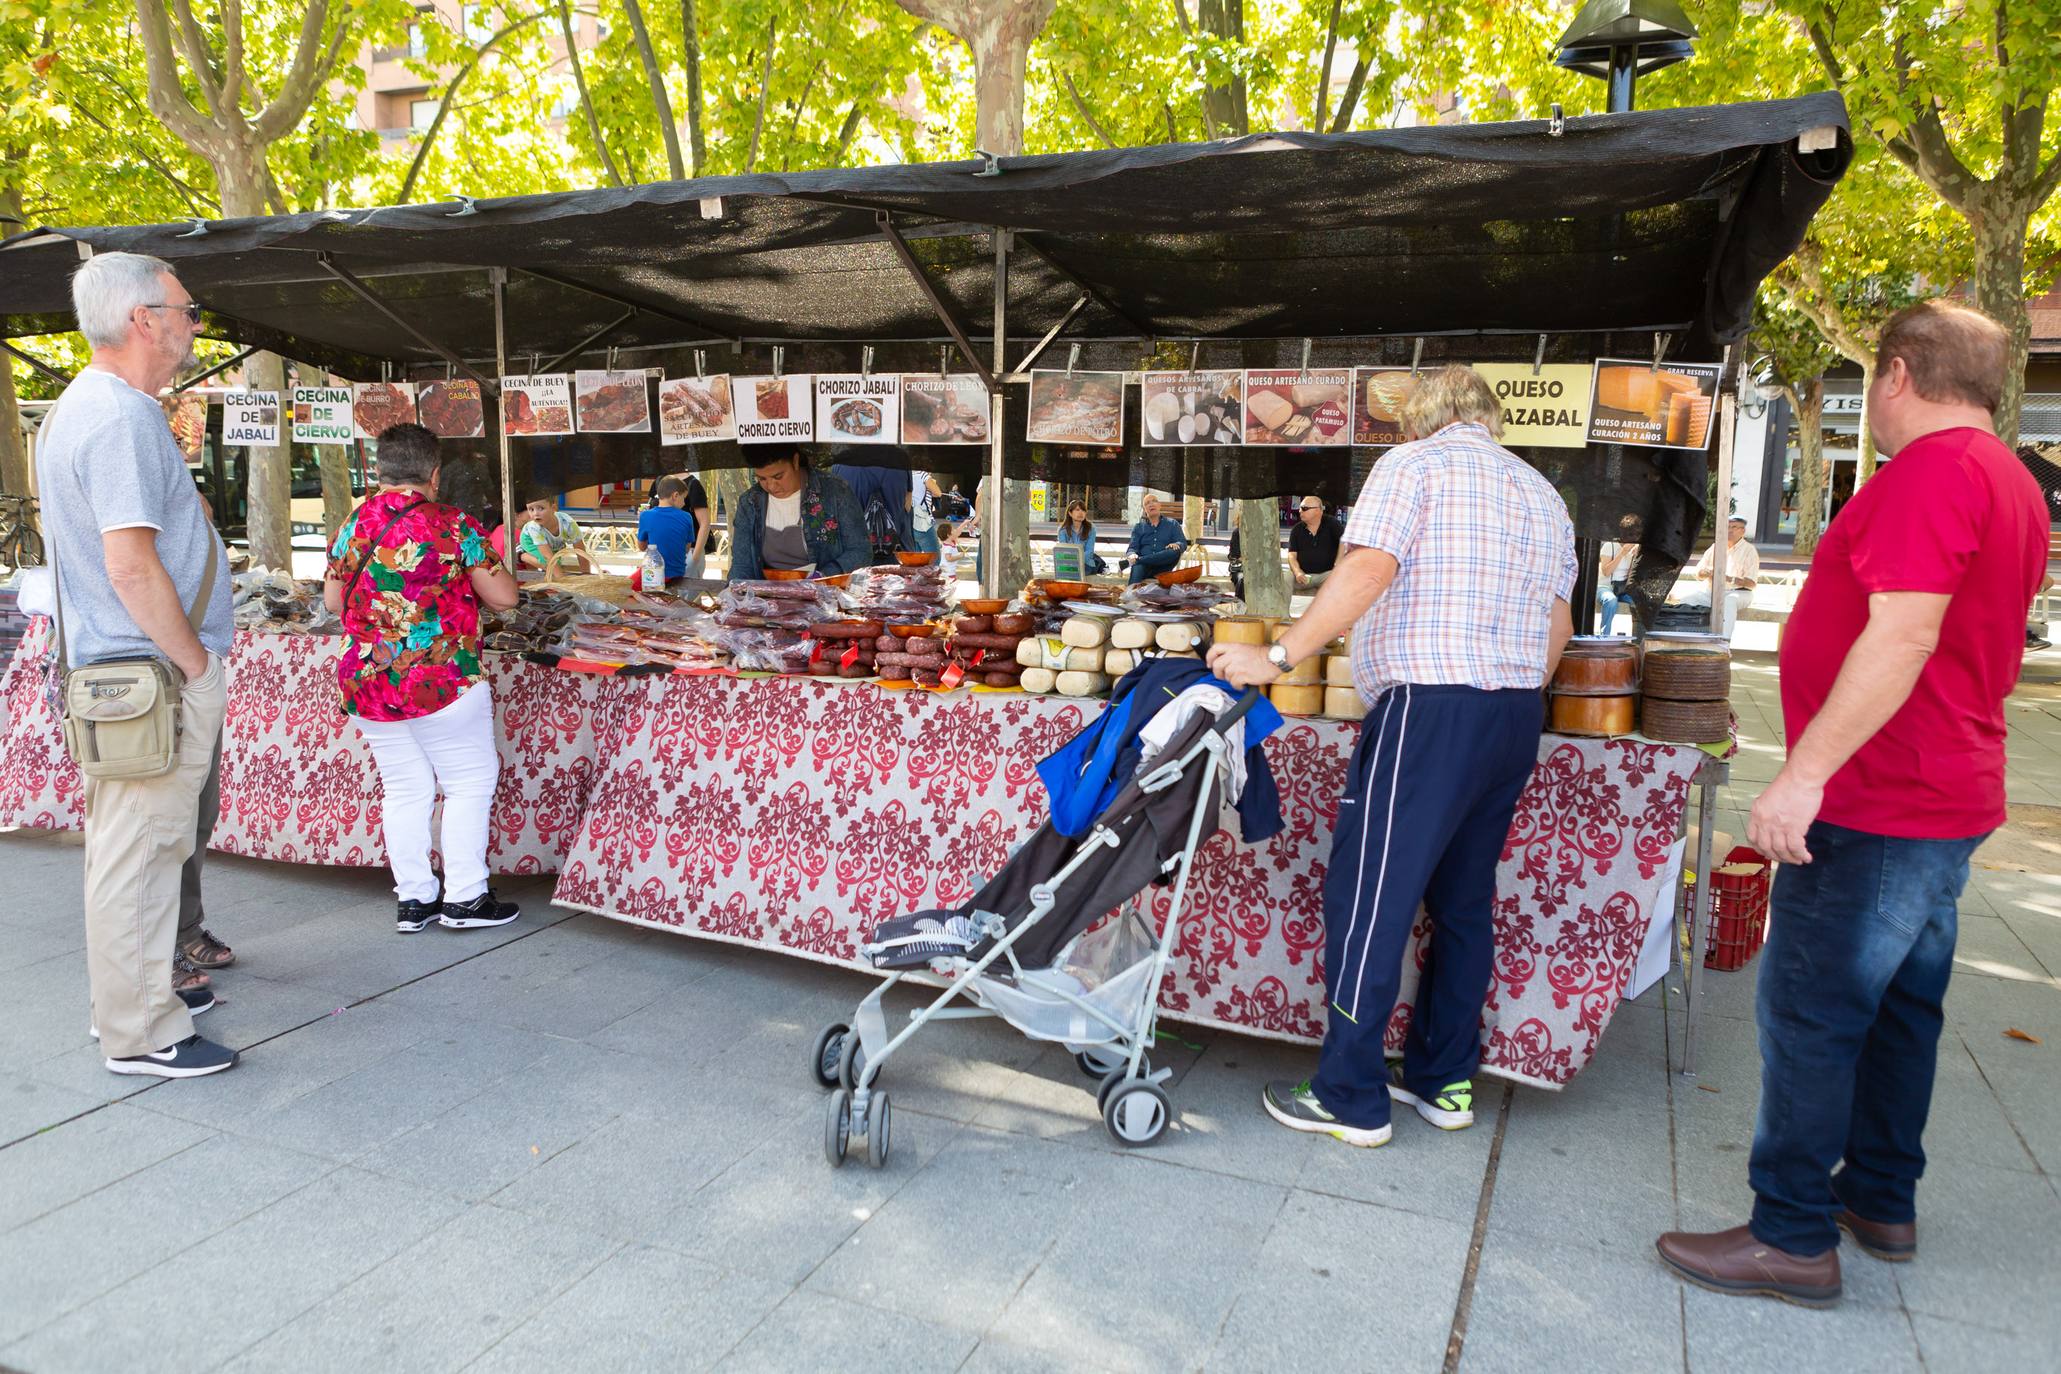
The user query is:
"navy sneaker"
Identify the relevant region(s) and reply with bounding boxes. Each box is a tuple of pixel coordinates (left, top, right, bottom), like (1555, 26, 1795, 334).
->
(105, 1034, 239, 1079)
(439, 890, 520, 930)
(396, 899, 439, 933)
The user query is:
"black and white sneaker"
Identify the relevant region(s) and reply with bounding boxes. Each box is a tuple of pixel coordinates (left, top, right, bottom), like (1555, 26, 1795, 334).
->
(439, 891, 521, 930)
(396, 899, 440, 933)
(105, 1034, 239, 1078)
(91, 985, 215, 1040)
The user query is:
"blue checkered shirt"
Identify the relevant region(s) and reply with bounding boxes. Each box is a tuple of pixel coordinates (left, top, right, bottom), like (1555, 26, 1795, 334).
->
(1343, 422, 1577, 698)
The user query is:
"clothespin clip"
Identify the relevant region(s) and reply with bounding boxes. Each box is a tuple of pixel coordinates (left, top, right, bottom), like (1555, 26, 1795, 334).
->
(606, 345, 619, 373)
(381, 359, 392, 383)
(1299, 338, 1313, 372)
(1410, 338, 1425, 376)
(529, 352, 540, 375)
(694, 349, 707, 380)
(938, 346, 949, 378)
(445, 361, 454, 381)
(1066, 343, 1081, 377)
(862, 345, 874, 377)
(1548, 103, 1565, 137)
(1532, 335, 1548, 376)
(1651, 333, 1670, 372)
(773, 345, 785, 380)
(1190, 341, 1201, 372)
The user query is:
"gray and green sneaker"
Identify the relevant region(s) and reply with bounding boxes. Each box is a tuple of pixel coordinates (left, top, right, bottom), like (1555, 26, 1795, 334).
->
(1261, 1079, 1391, 1148)
(1387, 1067, 1474, 1130)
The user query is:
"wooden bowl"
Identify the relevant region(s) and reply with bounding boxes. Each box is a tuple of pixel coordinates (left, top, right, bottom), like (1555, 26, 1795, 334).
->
(888, 623, 938, 638)
(816, 573, 852, 588)
(961, 598, 1008, 615)
(762, 568, 808, 581)
(895, 551, 937, 567)
(1041, 580, 1089, 600)
(1155, 565, 1203, 586)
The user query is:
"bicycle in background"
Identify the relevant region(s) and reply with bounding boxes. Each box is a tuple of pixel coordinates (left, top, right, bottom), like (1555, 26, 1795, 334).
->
(0, 494, 43, 569)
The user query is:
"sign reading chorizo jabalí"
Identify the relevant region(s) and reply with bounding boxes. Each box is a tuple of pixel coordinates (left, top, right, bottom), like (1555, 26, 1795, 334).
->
(1472, 364, 1595, 448)
(813, 373, 901, 445)
(291, 386, 354, 444)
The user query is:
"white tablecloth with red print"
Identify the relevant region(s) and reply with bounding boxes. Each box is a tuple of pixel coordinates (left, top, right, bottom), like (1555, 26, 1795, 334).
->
(0, 623, 1705, 1088)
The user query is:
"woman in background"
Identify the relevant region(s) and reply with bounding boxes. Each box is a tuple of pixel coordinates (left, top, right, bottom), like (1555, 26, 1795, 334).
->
(1053, 499, 1106, 575)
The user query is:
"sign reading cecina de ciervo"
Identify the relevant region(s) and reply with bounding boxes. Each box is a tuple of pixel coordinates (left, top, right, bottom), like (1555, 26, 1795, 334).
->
(1471, 364, 1595, 448)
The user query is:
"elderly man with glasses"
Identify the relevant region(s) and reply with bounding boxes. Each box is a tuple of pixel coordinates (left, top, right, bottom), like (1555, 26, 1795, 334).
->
(1288, 496, 1345, 590)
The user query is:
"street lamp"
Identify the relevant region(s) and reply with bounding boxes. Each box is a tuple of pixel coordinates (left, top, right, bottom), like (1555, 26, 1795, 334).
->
(1554, 0, 1698, 114)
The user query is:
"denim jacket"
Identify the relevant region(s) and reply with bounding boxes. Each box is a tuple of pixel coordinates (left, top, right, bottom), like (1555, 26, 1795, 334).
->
(729, 470, 872, 579)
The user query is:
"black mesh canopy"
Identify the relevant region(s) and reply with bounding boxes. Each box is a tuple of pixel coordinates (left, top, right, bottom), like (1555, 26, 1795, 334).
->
(0, 93, 1850, 568)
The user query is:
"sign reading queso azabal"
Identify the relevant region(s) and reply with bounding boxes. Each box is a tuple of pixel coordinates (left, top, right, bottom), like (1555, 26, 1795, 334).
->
(1472, 365, 1595, 448)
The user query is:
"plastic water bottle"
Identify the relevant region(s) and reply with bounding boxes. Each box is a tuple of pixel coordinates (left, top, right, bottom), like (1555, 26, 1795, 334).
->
(641, 545, 667, 591)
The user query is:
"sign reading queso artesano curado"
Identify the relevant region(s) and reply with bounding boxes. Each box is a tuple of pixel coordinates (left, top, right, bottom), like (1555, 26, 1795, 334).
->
(291, 386, 353, 444)
(1472, 364, 1595, 448)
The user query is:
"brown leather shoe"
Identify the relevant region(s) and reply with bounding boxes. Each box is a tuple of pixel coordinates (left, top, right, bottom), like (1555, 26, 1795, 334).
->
(1837, 1209, 1916, 1262)
(1655, 1225, 1841, 1307)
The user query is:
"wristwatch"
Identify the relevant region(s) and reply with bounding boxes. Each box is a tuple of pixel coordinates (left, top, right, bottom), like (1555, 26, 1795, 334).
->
(1266, 643, 1293, 672)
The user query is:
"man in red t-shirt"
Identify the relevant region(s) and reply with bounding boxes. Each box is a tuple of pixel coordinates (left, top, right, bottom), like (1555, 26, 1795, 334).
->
(1658, 301, 2048, 1307)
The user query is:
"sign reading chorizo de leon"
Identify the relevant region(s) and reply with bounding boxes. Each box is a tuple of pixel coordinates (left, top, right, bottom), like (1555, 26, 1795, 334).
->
(1472, 364, 1595, 448)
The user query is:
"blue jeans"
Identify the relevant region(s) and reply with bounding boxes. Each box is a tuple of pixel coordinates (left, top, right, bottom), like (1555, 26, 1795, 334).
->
(1748, 821, 1986, 1255)
(911, 525, 941, 555)
(1597, 585, 1624, 633)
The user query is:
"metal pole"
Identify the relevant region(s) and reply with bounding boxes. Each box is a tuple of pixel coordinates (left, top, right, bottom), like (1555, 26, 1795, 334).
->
(986, 230, 1009, 597)
(1680, 765, 1720, 1076)
(1607, 44, 1638, 113)
(491, 267, 517, 573)
(1709, 368, 1737, 638)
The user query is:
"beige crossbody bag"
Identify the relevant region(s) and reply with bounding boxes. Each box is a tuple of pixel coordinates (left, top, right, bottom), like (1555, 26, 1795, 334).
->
(52, 540, 218, 781)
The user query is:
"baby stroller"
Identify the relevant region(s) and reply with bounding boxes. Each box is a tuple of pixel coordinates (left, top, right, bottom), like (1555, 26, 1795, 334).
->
(811, 678, 1264, 1167)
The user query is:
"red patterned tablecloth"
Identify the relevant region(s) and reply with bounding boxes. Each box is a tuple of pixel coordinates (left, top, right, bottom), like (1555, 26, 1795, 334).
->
(0, 619, 607, 876)
(0, 623, 1703, 1087)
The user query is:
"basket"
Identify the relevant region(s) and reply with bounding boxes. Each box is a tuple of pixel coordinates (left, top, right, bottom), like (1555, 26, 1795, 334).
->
(1682, 845, 1773, 971)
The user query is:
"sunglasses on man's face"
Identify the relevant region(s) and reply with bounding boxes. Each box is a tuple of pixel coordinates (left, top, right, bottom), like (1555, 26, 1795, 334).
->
(144, 302, 203, 325)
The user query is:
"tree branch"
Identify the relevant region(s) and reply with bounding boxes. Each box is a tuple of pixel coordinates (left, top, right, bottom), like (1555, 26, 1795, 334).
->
(251, 1, 347, 145)
(1313, 0, 1340, 134)
(682, 0, 706, 175)
(218, 0, 245, 115)
(397, 10, 552, 204)
(1063, 72, 1119, 149)
(1804, 18, 1844, 86)
(834, 102, 864, 164)
(1330, 55, 1368, 133)
(167, 0, 225, 112)
(556, 0, 624, 186)
(745, 16, 777, 173)
(621, 0, 685, 180)
(1168, 0, 1217, 140)
(133, 0, 219, 151)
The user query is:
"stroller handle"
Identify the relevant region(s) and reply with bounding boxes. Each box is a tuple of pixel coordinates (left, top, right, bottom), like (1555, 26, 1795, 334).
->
(1213, 686, 1265, 736)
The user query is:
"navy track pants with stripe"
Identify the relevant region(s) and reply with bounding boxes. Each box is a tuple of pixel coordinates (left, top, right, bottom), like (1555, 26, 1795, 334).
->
(1310, 683, 1543, 1129)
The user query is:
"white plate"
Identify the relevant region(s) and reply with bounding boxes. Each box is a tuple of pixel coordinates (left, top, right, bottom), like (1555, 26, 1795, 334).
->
(1062, 600, 1124, 617)
(1120, 608, 1201, 623)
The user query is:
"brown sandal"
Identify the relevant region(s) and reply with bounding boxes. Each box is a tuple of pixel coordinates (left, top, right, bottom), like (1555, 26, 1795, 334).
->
(174, 953, 212, 993)
(181, 927, 235, 970)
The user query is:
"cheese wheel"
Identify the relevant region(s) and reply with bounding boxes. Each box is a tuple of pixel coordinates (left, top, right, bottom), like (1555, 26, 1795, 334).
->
(1061, 615, 1110, 649)
(1155, 621, 1206, 652)
(1324, 686, 1368, 720)
(1325, 654, 1355, 686)
(1270, 682, 1324, 716)
(1102, 648, 1136, 677)
(1057, 670, 1111, 697)
(1213, 616, 1268, 646)
(1269, 621, 1294, 643)
(1278, 654, 1321, 686)
(1020, 666, 1058, 694)
(1110, 618, 1154, 650)
(1016, 638, 1105, 672)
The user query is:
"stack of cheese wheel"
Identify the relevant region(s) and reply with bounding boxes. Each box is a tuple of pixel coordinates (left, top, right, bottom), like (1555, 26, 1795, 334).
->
(1016, 613, 1113, 695)
(1548, 635, 1641, 737)
(1640, 630, 1732, 743)
(1100, 614, 1211, 679)
(1321, 637, 1366, 720)
(1267, 620, 1324, 716)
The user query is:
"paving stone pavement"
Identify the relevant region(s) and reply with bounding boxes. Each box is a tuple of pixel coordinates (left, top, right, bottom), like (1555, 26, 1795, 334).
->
(1, 655, 2055, 1373)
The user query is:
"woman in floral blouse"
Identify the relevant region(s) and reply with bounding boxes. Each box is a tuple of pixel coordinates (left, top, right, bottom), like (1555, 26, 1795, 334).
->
(726, 448, 872, 580)
(323, 423, 521, 934)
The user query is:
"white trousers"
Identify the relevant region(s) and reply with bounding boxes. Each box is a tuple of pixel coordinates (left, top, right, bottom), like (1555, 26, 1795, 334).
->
(1680, 584, 1754, 641)
(354, 681, 498, 904)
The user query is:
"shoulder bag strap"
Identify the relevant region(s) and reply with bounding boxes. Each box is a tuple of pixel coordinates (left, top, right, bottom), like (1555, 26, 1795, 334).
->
(338, 497, 429, 619)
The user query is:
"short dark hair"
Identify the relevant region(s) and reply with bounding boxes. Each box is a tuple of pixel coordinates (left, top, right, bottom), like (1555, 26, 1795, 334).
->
(1876, 299, 2010, 413)
(655, 475, 687, 499)
(752, 447, 809, 473)
(376, 423, 440, 486)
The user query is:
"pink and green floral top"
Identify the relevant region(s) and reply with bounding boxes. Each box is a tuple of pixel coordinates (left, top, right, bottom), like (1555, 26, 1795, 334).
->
(327, 491, 492, 721)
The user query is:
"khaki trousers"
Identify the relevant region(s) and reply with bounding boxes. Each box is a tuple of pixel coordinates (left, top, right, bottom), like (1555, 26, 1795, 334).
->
(177, 740, 223, 943)
(82, 654, 228, 1058)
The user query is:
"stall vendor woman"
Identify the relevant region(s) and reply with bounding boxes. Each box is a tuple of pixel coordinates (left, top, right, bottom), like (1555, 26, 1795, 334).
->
(727, 448, 872, 580)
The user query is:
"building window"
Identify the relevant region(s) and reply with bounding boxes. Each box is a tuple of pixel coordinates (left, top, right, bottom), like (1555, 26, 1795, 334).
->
(410, 97, 439, 130)
(406, 23, 427, 59)
(462, 3, 496, 43)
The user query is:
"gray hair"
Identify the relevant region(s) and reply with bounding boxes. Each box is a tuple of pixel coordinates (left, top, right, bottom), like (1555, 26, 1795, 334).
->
(72, 252, 180, 350)
(1398, 364, 1503, 440)
(375, 423, 440, 486)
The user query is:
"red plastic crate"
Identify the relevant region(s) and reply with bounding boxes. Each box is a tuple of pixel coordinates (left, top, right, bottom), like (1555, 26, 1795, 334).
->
(1685, 844, 1773, 972)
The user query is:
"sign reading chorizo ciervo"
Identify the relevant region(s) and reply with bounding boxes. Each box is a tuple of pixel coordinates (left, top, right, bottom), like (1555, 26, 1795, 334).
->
(1472, 364, 1595, 448)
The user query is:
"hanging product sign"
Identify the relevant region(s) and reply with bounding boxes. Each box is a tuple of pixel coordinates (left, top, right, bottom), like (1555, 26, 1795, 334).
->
(161, 392, 208, 459)
(814, 373, 902, 445)
(291, 386, 354, 444)
(417, 379, 485, 439)
(1025, 370, 1125, 445)
(1244, 368, 1352, 446)
(221, 391, 280, 446)
(735, 375, 815, 443)
(1474, 364, 1596, 448)
(1587, 360, 1721, 450)
(1139, 370, 1243, 447)
(1351, 367, 1415, 447)
(900, 374, 989, 445)
(350, 381, 417, 440)
(499, 374, 575, 437)
(574, 369, 652, 433)
(657, 374, 736, 445)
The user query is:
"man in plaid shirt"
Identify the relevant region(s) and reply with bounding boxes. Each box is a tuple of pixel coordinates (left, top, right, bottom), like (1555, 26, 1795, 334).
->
(1210, 365, 1576, 1148)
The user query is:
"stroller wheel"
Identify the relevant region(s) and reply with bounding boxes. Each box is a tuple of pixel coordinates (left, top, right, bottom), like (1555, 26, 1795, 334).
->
(864, 1091, 893, 1168)
(825, 1089, 853, 1167)
(811, 1023, 850, 1089)
(1095, 1057, 1154, 1114)
(1102, 1081, 1171, 1148)
(837, 1032, 871, 1092)
(1075, 1047, 1126, 1080)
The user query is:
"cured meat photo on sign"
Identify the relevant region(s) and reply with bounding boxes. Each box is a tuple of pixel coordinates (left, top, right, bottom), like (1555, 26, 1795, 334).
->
(574, 371, 652, 433)
(417, 379, 485, 438)
(1026, 371, 1124, 445)
(161, 393, 208, 458)
(831, 398, 881, 437)
(658, 375, 735, 444)
(900, 375, 989, 445)
(350, 381, 418, 440)
(500, 374, 575, 436)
